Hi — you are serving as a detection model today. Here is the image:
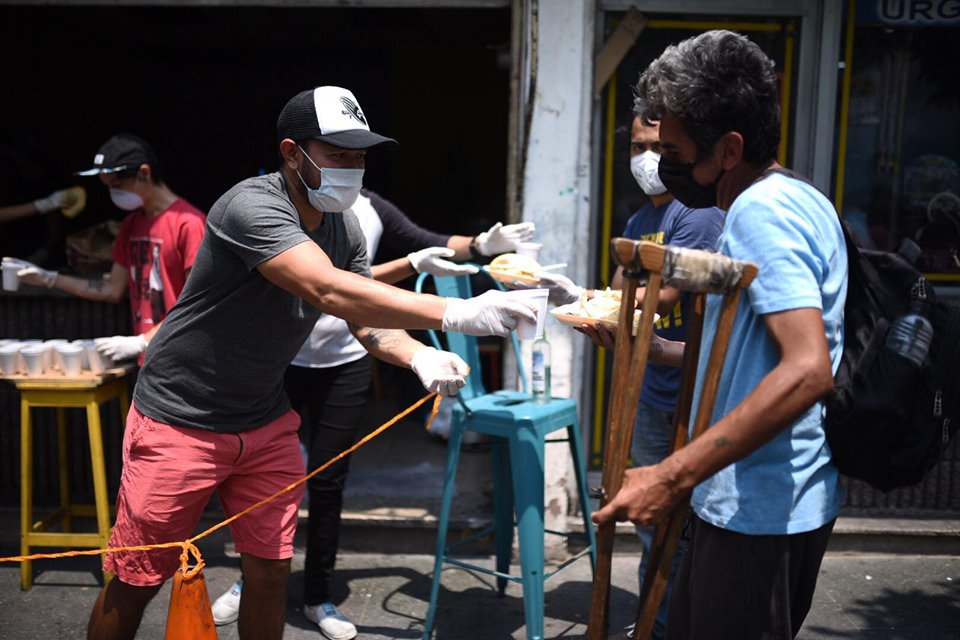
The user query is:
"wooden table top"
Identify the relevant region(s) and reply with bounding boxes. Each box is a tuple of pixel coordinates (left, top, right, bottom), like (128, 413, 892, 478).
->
(0, 363, 135, 389)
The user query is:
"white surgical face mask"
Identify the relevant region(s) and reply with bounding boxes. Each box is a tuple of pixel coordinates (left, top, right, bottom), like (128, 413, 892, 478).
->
(297, 145, 364, 212)
(630, 151, 667, 196)
(109, 188, 144, 211)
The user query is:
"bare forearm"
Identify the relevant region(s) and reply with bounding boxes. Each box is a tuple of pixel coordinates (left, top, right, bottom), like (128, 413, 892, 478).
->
(260, 242, 447, 329)
(53, 273, 124, 303)
(305, 268, 446, 329)
(142, 322, 162, 342)
(663, 358, 833, 494)
(446, 236, 474, 261)
(0, 202, 39, 223)
(649, 336, 685, 368)
(371, 257, 415, 284)
(351, 326, 422, 368)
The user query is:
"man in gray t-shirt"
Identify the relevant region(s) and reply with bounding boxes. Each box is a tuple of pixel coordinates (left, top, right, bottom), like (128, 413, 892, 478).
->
(86, 86, 535, 640)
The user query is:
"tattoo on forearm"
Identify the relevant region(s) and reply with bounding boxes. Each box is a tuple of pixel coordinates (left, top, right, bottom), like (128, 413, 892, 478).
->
(359, 328, 405, 353)
(87, 280, 105, 293)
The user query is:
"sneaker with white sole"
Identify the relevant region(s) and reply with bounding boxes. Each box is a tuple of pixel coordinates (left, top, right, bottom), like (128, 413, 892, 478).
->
(303, 602, 358, 640)
(211, 580, 243, 626)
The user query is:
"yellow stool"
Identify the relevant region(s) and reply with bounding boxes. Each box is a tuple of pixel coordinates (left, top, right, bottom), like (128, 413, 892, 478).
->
(17, 374, 130, 590)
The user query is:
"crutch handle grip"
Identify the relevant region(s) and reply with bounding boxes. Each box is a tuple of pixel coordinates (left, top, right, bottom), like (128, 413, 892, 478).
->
(611, 238, 758, 293)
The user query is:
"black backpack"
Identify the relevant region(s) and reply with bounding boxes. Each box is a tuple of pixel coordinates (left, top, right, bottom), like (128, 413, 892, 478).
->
(825, 222, 960, 491)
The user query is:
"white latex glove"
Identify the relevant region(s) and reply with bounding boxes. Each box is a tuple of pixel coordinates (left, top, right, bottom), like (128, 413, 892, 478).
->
(408, 247, 479, 277)
(474, 221, 536, 256)
(32, 189, 70, 214)
(94, 335, 147, 361)
(535, 272, 585, 306)
(503, 271, 584, 307)
(442, 289, 537, 337)
(411, 346, 471, 396)
(17, 260, 58, 287)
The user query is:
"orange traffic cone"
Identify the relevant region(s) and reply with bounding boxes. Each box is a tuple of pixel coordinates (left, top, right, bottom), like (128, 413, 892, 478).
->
(164, 550, 217, 640)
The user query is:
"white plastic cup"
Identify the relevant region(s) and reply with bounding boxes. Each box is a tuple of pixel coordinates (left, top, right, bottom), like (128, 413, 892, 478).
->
(504, 288, 549, 340)
(76, 339, 110, 373)
(0, 343, 22, 375)
(44, 339, 69, 370)
(2, 257, 24, 292)
(71, 339, 91, 369)
(56, 343, 84, 376)
(18, 340, 46, 370)
(20, 344, 47, 376)
(515, 242, 542, 263)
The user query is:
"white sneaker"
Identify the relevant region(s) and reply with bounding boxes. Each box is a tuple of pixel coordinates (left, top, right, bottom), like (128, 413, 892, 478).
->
(211, 580, 242, 626)
(303, 602, 358, 640)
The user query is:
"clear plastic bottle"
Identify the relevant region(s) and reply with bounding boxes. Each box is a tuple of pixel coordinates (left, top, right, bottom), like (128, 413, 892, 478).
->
(884, 301, 934, 368)
(531, 331, 552, 403)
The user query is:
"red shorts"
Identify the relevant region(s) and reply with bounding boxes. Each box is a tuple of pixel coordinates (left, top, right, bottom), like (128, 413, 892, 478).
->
(103, 404, 306, 586)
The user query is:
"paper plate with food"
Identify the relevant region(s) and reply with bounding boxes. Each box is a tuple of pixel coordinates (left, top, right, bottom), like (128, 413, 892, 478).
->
(550, 288, 656, 336)
(483, 253, 542, 285)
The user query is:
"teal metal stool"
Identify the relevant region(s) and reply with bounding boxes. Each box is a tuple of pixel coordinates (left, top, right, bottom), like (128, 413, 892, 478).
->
(417, 268, 597, 640)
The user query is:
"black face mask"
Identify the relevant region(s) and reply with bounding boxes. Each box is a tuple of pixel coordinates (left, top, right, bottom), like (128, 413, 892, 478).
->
(658, 156, 723, 209)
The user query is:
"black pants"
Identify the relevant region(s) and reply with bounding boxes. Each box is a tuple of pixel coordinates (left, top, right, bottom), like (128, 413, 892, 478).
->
(284, 357, 371, 606)
(666, 515, 834, 640)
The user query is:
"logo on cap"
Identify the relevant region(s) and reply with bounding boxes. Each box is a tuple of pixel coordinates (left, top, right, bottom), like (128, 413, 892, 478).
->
(339, 96, 367, 126)
(94, 154, 105, 166)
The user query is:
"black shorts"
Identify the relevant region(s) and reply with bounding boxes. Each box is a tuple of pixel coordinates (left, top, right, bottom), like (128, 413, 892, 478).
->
(666, 515, 834, 640)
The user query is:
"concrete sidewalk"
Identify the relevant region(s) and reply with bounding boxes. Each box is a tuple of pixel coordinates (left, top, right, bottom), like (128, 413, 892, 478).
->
(1, 532, 958, 639)
(3, 392, 958, 638)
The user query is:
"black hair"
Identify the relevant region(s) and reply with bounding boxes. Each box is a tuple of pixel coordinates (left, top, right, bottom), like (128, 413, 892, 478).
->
(634, 30, 781, 164)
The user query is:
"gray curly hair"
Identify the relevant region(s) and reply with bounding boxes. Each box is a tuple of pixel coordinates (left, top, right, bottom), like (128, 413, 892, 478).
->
(634, 30, 781, 164)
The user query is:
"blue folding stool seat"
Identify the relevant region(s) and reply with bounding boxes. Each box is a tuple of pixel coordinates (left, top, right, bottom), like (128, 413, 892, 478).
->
(417, 266, 596, 640)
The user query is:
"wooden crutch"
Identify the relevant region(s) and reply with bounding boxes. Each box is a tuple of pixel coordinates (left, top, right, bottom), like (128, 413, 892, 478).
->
(630, 241, 758, 640)
(586, 239, 758, 640)
(586, 237, 666, 640)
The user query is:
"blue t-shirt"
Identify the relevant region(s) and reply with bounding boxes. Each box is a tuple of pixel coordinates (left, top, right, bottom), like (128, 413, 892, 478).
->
(690, 172, 847, 535)
(623, 200, 724, 411)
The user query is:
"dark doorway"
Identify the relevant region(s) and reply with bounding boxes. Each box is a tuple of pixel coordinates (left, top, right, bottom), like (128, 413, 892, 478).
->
(0, 4, 511, 264)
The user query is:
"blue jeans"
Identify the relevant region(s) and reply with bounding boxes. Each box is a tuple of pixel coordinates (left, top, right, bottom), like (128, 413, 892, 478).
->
(631, 401, 685, 640)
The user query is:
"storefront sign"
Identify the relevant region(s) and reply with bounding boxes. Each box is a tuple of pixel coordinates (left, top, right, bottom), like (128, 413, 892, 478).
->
(860, 0, 960, 26)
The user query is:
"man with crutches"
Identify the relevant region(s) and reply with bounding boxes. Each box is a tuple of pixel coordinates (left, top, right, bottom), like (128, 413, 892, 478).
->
(593, 30, 848, 640)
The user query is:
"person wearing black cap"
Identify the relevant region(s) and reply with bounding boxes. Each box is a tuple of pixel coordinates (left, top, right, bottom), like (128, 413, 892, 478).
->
(17, 134, 206, 364)
(85, 86, 537, 640)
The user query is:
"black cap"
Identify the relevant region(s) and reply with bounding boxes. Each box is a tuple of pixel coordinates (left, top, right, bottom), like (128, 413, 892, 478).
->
(75, 134, 158, 176)
(276, 87, 397, 150)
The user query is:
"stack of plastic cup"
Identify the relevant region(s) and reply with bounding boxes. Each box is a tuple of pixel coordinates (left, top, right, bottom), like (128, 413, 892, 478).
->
(20, 344, 47, 376)
(0, 342, 22, 375)
(44, 339, 70, 370)
(73, 339, 111, 373)
(55, 343, 85, 376)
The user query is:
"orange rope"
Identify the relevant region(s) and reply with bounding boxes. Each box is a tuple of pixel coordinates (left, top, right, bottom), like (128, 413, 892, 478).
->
(0, 393, 442, 570)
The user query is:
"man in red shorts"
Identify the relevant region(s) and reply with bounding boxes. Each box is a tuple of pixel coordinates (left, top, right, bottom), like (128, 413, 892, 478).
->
(85, 85, 535, 640)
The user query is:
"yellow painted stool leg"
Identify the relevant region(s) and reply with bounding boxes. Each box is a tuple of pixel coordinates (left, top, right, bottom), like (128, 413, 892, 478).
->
(57, 408, 72, 532)
(20, 397, 33, 591)
(87, 399, 112, 583)
(118, 385, 130, 427)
